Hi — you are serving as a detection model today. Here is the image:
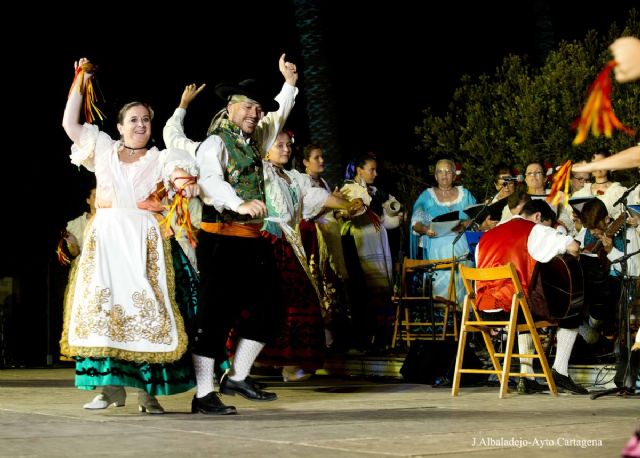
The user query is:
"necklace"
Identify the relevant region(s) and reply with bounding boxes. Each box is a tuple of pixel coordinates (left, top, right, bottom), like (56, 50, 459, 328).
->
(273, 164, 291, 183)
(122, 144, 147, 157)
(594, 180, 609, 184)
(437, 187, 454, 196)
(308, 174, 322, 188)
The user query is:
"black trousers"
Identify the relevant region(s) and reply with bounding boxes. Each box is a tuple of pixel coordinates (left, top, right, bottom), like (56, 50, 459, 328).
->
(193, 231, 282, 359)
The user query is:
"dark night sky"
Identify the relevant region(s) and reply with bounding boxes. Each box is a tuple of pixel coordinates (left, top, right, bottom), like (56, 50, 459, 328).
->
(0, 1, 637, 362)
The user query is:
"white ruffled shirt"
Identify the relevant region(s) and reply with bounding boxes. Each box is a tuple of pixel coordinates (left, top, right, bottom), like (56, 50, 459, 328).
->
(572, 181, 628, 219)
(263, 162, 329, 228)
(162, 83, 298, 212)
(71, 124, 197, 208)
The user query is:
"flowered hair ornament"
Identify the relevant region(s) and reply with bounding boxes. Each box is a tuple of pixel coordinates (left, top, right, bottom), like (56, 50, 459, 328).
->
(283, 129, 295, 143)
(344, 161, 357, 180)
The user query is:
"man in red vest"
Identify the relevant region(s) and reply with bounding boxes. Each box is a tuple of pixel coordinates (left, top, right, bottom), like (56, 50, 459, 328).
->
(476, 199, 586, 394)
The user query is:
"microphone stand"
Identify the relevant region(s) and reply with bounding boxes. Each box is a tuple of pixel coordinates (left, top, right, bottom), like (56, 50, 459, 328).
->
(591, 198, 639, 399)
(613, 179, 640, 207)
(449, 199, 490, 339)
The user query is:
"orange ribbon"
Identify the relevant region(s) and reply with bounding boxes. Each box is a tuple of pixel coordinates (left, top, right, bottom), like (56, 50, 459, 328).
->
(68, 62, 105, 124)
(56, 231, 71, 266)
(572, 60, 635, 145)
(160, 177, 198, 247)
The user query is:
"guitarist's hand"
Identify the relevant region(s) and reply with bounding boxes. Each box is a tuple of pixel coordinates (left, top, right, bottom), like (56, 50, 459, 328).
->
(566, 240, 581, 257)
(597, 234, 613, 253)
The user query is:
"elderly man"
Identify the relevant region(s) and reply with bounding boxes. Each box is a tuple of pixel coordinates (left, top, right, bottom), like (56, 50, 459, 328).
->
(164, 54, 298, 415)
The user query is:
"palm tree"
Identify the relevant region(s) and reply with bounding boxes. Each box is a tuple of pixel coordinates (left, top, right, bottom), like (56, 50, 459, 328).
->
(292, 0, 342, 185)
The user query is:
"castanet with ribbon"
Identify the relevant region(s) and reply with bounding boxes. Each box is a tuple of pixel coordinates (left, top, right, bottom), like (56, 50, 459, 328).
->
(56, 230, 72, 266)
(68, 61, 105, 124)
(160, 176, 198, 248)
(572, 60, 635, 145)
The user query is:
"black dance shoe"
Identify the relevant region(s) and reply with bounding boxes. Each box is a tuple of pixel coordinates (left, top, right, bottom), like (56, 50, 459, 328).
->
(191, 392, 237, 415)
(220, 376, 278, 401)
(552, 369, 588, 394)
(517, 377, 547, 394)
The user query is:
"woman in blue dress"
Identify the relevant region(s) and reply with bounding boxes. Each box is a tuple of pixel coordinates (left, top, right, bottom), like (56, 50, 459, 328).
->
(410, 159, 476, 304)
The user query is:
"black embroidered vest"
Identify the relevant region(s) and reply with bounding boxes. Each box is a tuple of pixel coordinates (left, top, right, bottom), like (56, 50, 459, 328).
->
(201, 121, 266, 223)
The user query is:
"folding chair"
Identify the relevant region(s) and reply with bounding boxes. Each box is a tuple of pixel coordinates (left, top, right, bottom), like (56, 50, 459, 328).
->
(391, 257, 459, 349)
(451, 263, 558, 398)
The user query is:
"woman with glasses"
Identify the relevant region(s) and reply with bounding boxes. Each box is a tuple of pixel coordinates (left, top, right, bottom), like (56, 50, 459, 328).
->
(524, 162, 547, 196)
(570, 172, 591, 196)
(491, 164, 517, 203)
(410, 158, 476, 303)
(524, 162, 575, 234)
(491, 164, 519, 223)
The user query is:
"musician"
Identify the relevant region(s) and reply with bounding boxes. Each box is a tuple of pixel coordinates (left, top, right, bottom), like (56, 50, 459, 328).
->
(576, 199, 640, 343)
(475, 199, 587, 394)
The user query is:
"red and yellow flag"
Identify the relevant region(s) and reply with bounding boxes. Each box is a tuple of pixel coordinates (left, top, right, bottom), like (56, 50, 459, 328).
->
(547, 160, 572, 208)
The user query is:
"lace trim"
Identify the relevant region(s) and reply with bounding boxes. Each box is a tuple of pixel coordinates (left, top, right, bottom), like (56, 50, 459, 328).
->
(340, 182, 372, 206)
(162, 159, 199, 194)
(264, 162, 298, 228)
(70, 123, 100, 170)
(427, 185, 465, 206)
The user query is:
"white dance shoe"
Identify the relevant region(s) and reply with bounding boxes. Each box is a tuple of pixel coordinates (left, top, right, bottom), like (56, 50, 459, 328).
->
(83, 386, 126, 410)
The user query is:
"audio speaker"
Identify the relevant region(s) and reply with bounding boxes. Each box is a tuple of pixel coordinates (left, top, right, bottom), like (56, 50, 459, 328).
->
(400, 339, 486, 386)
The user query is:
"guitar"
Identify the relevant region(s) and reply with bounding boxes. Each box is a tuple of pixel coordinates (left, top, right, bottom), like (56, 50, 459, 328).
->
(531, 254, 585, 320)
(582, 211, 628, 271)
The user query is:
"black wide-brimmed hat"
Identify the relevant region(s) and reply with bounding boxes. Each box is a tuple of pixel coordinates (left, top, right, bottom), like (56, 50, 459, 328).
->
(215, 79, 279, 113)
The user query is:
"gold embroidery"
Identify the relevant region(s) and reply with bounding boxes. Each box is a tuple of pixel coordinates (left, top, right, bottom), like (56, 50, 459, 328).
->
(60, 219, 188, 363)
(142, 227, 173, 344)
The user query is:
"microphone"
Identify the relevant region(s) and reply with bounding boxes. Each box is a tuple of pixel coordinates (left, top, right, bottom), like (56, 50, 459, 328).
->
(502, 175, 524, 184)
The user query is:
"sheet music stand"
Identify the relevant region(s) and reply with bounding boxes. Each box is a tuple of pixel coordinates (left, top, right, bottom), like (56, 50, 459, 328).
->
(464, 231, 483, 264)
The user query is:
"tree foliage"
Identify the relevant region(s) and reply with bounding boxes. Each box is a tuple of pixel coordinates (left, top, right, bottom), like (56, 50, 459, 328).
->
(413, 10, 640, 201)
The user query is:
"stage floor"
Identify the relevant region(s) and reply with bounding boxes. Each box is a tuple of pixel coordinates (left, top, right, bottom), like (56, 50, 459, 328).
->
(0, 367, 638, 457)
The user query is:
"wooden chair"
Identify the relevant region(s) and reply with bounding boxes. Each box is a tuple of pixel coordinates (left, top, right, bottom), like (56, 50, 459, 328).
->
(391, 257, 459, 348)
(451, 263, 558, 398)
